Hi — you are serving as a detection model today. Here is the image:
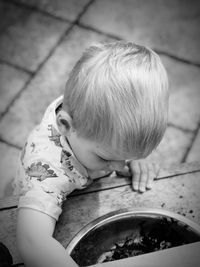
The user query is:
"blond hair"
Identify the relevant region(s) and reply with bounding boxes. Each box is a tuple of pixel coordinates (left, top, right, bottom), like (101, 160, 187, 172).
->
(63, 41, 169, 159)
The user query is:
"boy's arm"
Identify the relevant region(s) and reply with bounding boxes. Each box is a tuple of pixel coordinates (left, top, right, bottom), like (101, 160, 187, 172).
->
(17, 208, 78, 267)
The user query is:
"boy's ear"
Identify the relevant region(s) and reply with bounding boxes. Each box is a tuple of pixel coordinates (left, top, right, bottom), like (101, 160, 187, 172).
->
(56, 110, 73, 136)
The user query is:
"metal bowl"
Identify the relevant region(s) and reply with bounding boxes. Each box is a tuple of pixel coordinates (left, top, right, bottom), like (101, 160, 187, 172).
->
(66, 208, 200, 266)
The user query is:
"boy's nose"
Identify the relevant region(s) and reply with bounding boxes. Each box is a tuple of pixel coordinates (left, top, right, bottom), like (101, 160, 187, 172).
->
(109, 161, 126, 171)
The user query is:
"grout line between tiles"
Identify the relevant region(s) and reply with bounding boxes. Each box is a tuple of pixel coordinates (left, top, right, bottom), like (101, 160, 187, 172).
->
(2, 0, 72, 24)
(0, 138, 21, 150)
(181, 122, 200, 163)
(167, 123, 195, 134)
(0, 59, 33, 75)
(155, 49, 200, 68)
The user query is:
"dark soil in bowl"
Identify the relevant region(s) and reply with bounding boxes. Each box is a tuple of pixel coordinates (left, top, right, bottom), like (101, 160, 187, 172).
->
(97, 217, 189, 263)
(70, 215, 200, 266)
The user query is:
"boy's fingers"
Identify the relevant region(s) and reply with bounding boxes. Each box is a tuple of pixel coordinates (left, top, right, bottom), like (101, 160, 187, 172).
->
(130, 161, 140, 191)
(146, 163, 154, 189)
(130, 161, 160, 192)
(138, 162, 148, 193)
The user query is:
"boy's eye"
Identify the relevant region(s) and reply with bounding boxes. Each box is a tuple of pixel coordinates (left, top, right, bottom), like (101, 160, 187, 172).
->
(98, 156, 109, 162)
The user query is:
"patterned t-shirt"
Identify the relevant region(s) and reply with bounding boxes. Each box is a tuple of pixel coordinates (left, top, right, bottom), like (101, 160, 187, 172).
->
(13, 96, 93, 220)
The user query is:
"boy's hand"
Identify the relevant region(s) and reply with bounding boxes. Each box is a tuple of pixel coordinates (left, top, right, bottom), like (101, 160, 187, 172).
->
(129, 160, 160, 193)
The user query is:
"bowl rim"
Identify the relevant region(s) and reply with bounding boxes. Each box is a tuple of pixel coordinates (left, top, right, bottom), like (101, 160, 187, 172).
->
(66, 208, 200, 254)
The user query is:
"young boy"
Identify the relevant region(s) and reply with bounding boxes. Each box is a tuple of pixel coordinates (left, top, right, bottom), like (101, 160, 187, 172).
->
(14, 41, 169, 267)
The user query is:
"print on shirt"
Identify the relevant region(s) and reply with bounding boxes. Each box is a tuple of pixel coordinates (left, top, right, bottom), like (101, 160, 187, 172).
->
(61, 150, 73, 171)
(48, 124, 62, 147)
(30, 142, 36, 153)
(26, 162, 58, 181)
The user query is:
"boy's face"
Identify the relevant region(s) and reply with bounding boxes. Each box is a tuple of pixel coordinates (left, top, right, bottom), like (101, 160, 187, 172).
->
(67, 130, 132, 172)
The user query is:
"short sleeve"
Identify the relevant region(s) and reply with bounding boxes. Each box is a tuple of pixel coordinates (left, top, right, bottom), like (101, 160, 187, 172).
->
(17, 159, 79, 220)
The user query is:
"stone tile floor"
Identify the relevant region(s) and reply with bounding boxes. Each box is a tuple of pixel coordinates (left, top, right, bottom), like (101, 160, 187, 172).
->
(0, 0, 200, 198)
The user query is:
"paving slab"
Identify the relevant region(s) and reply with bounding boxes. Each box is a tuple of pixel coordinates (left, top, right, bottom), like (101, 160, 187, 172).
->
(0, 63, 30, 115)
(0, 63, 30, 114)
(0, 1, 69, 71)
(161, 56, 200, 131)
(0, 142, 20, 198)
(0, 26, 113, 147)
(81, 0, 200, 64)
(186, 126, 200, 162)
(147, 126, 193, 165)
(17, 0, 92, 21)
